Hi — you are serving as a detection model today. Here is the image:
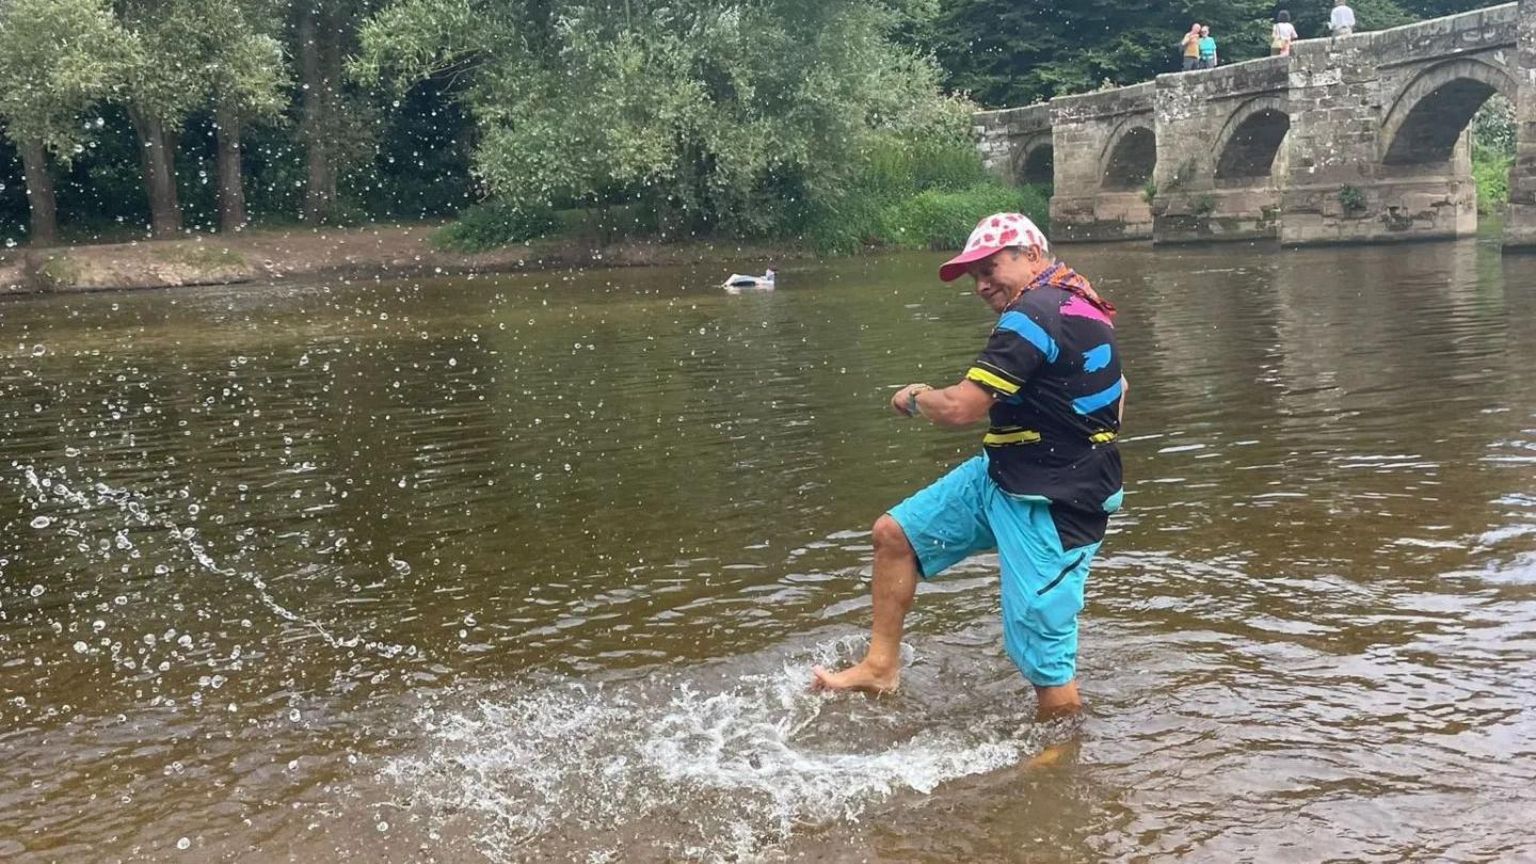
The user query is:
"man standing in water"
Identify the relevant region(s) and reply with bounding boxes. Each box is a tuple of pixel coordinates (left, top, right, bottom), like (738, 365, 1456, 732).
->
(812, 213, 1125, 720)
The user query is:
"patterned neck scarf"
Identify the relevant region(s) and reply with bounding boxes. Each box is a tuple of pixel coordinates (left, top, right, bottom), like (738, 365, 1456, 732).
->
(1014, 261, 1117, 321)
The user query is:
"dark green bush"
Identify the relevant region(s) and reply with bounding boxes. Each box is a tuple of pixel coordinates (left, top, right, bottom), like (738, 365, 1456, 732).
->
(432, 199, 560, 252)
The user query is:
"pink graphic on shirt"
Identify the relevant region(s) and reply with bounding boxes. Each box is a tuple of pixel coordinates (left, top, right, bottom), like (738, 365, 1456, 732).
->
(1062, 295, 1113, 326)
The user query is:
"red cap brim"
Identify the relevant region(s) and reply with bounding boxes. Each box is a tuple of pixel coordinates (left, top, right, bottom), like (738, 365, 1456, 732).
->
(938, 245, 1002, 282)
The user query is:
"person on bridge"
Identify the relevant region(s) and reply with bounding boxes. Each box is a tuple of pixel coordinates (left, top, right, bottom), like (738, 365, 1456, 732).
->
(1330, 0, 1356, 37)
(1272, 11, 1299, 56)
(1198, 25, 1219, 68)
(1181, 23, 1203, 71)
(810, 213, 1127, 721)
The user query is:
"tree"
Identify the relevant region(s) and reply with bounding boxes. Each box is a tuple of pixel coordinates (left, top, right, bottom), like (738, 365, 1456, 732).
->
(353, 0, 971, 239)
(294, 0, 379, 224)
(117, 0, 207, 238)
(923, 0, 1269, 107)
(1282, 0, 1417, 37)
(199, 0, 289, 232)
(0, 0, 136, 245)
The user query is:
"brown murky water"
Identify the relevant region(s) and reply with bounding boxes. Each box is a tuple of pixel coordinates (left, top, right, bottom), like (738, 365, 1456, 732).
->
(2, 238, 1534, 863)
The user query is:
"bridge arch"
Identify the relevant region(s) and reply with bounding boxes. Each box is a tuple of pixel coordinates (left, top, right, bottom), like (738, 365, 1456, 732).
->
(1099, 121, 1156, 191)
(1381, 58, 1518, 165)
(1214, 96, 1291, 181)
(1010, 134, 1054, 186)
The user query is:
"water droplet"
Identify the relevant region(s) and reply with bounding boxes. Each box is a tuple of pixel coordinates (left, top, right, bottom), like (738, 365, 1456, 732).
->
(29, 516, 51, 529)
(176, 837, 190, 850)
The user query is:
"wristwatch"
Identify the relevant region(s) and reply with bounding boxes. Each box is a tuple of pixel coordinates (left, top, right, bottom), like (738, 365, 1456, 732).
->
(907, 385, 930, 417)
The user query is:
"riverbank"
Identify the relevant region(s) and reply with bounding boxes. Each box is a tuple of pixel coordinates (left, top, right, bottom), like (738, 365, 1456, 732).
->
(0, 223, 810, 296)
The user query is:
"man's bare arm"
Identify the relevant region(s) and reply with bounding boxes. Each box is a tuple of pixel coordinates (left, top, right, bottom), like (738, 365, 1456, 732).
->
(904, 379, 995, 429)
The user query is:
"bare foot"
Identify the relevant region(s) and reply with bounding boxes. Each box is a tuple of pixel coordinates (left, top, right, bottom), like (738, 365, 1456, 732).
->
(810, 660, 900, 694)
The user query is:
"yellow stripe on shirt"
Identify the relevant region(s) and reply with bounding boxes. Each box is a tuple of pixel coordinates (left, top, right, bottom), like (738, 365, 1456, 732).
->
(983, 429, 1042, 446)
(966, 366, 1021, 395)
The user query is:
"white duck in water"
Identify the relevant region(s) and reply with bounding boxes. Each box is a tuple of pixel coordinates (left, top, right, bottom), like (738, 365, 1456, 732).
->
(722, 268, 775, 290)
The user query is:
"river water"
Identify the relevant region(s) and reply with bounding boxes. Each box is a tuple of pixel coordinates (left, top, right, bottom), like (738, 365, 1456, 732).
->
(1, 238, 1534, 863)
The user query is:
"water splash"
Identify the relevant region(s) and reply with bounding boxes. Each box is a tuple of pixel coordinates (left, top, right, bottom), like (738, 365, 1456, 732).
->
(18, 464, 418, 661)
(386, 638, 1055, 862)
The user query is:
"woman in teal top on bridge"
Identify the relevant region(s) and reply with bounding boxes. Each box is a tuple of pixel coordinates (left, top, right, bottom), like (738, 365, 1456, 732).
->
(1198, 26, 1218, 68)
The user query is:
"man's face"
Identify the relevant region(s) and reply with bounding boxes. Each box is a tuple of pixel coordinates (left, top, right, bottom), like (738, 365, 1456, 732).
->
(1201, 26, 1210, 35)
(967, 247, 1040, 314)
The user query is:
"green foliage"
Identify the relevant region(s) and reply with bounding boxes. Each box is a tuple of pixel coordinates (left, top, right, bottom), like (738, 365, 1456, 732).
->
(1472, 95, 1514, 215)
(1280, 0, 1417, 38)
(117, 0, 206, 128)
(352, 0, 500, 93)
(794, 138, 993, 252)
(1473, 96, 1515, 157)
(1193, 194, 1216, 216)
(198, 0, 290, 121)
(1142, 179, 1158, 204)
(877, 182, 1051, 251)
(1472, 150, 1511, 215)
(357, 0, 973, 245)
(1338, 184, 1367, 212)
(0, 0, 136, 157)
(922, 0, 1273, 107)
(431, 198, 559, 252)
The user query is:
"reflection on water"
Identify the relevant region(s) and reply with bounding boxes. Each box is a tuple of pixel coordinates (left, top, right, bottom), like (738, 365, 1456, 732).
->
(1, 240, 1534, 862)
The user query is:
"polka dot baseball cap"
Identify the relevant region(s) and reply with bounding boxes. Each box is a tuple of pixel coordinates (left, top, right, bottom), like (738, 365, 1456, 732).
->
(937, 212, 1049, 282)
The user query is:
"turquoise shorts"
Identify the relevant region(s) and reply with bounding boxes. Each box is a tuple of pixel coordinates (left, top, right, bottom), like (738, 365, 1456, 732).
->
(888, 454, 1107, 688)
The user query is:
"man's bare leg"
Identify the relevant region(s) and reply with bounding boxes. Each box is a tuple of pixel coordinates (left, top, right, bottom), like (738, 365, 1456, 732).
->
(1034, 682, 1081, 721)
(811, 515, 919, 693)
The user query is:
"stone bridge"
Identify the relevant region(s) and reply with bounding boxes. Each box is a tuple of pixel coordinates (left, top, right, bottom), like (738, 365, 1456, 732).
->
(974, 0, 1536, 248)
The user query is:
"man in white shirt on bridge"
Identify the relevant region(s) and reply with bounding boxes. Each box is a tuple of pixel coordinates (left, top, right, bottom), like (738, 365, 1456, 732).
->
(1330, 0, 1356, 37)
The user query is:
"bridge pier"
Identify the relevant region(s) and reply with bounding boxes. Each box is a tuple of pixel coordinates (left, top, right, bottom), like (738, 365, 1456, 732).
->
(1048, 84, 1156, 242)
(1507, 0, 1536, 249)
(1151, 59, 1289, 243)
(1278, 24, 1497, 246)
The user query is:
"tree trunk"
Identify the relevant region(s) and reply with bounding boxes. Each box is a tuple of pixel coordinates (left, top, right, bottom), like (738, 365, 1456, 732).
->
(130, 107, 183, 239)
(16, 137, 58, 247)
(299, 3, 338, 224)
(215, 103, 247, 232)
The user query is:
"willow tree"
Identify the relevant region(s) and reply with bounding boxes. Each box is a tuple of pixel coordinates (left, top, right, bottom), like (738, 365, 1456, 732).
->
(117, 0, 206, 238)
(354, 0, 969, 238)
(0, 0, 136, 245)
(197, 0, 289, 231)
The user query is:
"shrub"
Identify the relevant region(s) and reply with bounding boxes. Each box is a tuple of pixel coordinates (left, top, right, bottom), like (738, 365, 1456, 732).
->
(879, 182, 1051, 251)
(432, 199, 559, 252)
(1473, 150, 1512, 215)
(1338, 185, 1367, 213)
(797, 136, 1042, 253)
